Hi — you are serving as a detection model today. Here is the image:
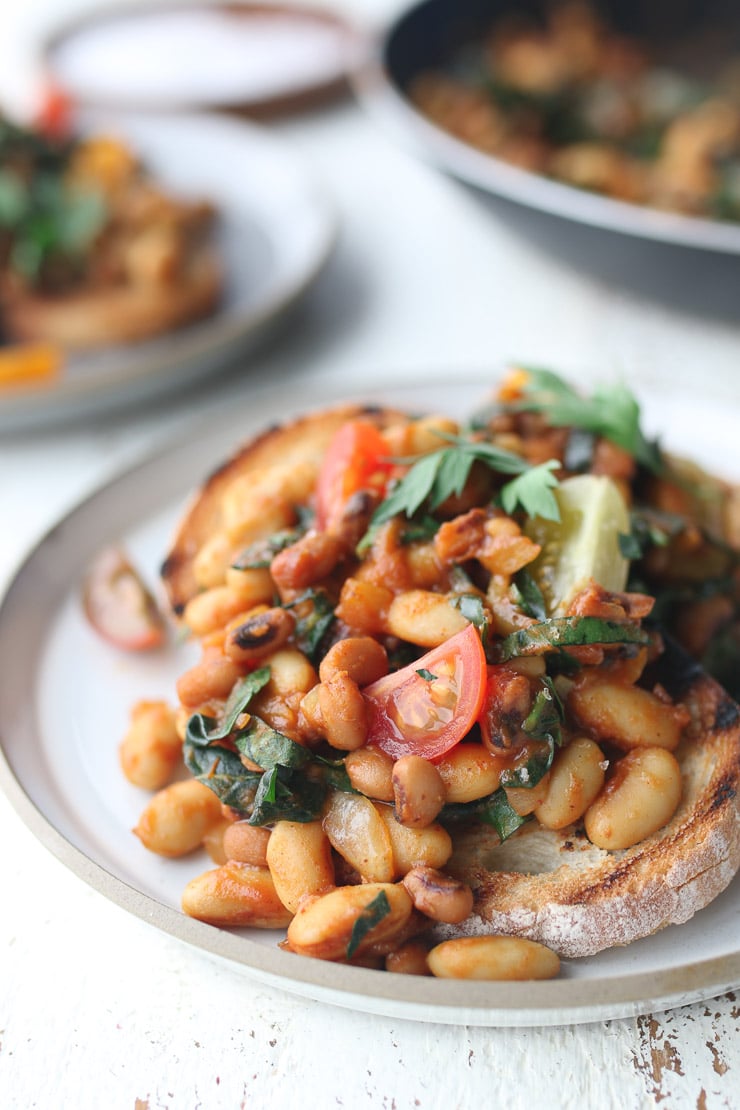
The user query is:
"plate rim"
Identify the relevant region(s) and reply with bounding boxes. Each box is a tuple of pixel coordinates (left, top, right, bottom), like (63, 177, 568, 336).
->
(41, 0, 359, 117)
(1, 370, 740, 1027)
(0, 110, 338, 430)
(353, 0, 740, 256)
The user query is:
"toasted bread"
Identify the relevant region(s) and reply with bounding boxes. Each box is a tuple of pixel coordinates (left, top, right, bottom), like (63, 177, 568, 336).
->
(2, 247, 221, 349)
(161, 404, 407, 615)
(437, 643, 740, 957)
(159, 397, 740, 962)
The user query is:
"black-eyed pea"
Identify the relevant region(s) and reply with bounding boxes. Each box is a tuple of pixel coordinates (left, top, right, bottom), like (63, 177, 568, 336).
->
(404, 542, 444, 590)
(569, 680, 689, 752)
(437, 743, 503, 803)
(183, 585, 254, 637)
(270, 530, 346, 592)
(203, 816, 234, 864)
(384, 414, 459, 457)
(266, 649, 318, 699)
(296, 685, 324, 744)
(224, 607, 295, 664)
(223, 821, 272, 866)
(182, 862, 293, 927)
(176, 650, 244, 709)
(402, 866, 474, 924)
(319, 636, 388, 687)
(345, 747, 395, 801)
(133, 779, 222, 857)
(385, 939, 432, 976)
(386, 590, 469, 647)
(286, 882, 413, 961)
(374, 803, 453, 877)
(534, 737, 606, 830)
(193, 532, 232, 590)
(584, 747, 682, 850)
(504, 775, 551, 817)
(266, 820, 335, 914)
(318, 671, 367, 751)
(392, 754, 446, 827)
(323, 791, 394, 882)
(119, 699, 182, 790)
(224, 566, 276, 606)
(507, 656, 547, 679)
(427, 936, 560, 981)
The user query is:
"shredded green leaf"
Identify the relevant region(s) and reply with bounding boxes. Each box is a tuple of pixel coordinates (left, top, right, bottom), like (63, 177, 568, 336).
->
(236, 716, 311, 771)
(346, 891, 392, 959)
(441, 787, 531, 842)
(494, 616, 649, 661)
(285, 589, 336, 662)
(512, 571, 547, 621)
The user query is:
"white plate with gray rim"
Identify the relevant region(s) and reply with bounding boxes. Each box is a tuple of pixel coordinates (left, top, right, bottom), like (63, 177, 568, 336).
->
(0, 372, 739, 1026)
(0, 110, 336, 432)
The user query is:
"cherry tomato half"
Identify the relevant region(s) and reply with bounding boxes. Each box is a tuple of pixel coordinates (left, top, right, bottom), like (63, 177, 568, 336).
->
(362, 624, 487, 761)
(315, 420, 394, 531)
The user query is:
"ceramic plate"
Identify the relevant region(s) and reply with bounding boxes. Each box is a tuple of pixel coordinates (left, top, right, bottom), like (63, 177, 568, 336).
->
(1, 374, 739, 1027)
(356, 0, 740, 255)
(0, 111, 336, 432)
(44, 2, 358, 117)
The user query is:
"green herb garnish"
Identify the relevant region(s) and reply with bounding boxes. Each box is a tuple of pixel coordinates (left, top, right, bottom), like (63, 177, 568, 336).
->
(494, 616, 648, 661)
(285, 588, 336, 662)
(362, 434, 561, 550)
(514, 367, 663, 473)
(346, 891, 392, 959)
(442, 787, 530, 842)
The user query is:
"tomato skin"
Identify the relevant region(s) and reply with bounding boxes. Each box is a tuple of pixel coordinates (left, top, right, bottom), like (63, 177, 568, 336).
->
(315, 420, 394, 531)
(34, 83, 73, 140)
(83, 547, 166, 652)
(362, 624, 487, 761)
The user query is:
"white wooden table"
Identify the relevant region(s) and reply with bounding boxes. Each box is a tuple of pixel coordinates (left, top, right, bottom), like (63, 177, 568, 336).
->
(1, 3, 740, 1107)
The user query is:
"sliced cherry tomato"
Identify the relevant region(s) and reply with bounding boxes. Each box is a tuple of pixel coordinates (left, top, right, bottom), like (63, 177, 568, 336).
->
(363, 624, 487, 761)
(83, 547, 166, 651)
(315, 420, 394, 531)
(34, 83, 73, 140)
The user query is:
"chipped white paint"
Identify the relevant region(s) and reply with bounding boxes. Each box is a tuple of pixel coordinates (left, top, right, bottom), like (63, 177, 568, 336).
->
(1, 2, 740, 1107)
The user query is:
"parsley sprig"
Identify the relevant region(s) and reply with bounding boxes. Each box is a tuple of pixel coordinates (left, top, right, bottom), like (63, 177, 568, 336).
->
(513, 367, 663, 473)
(363, 434, 561, 546)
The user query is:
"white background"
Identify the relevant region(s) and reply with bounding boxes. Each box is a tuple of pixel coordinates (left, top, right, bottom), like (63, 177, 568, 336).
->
(1, 2, 740, 1107)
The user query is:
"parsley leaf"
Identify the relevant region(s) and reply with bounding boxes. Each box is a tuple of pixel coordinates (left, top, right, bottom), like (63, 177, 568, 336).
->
(416, 668, 438, 681)
(514, 367, 663, 473)
(364, 434, 562, 544)
(498, 459, 560, 521)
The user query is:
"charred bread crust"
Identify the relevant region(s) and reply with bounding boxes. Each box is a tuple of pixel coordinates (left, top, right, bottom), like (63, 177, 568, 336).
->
(1, 248, 221, 348)
(161, 403, 407, 615)
(437, 670, 740, 958)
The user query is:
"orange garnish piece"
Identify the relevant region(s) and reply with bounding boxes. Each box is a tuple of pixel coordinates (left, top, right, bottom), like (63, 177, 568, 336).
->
(0, 344, 63, 389)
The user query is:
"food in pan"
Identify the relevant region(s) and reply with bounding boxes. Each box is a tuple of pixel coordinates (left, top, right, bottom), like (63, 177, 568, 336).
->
(0, 114, 221, 350)
(114, 369, 740, 977)
(410, 1, 740, 222)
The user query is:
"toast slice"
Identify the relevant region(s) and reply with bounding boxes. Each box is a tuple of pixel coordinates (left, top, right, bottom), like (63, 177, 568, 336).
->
(437, 641, 740, 958)
(2, 247, 221, 349)
(161, 403, 407, 615)
(160, 398, 740, 961)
